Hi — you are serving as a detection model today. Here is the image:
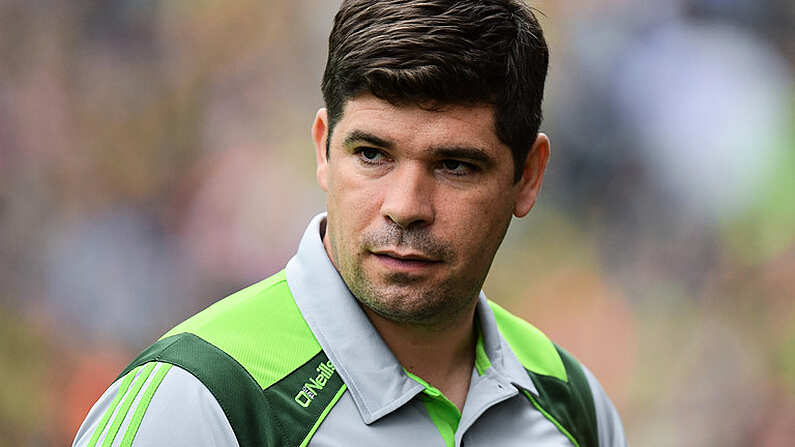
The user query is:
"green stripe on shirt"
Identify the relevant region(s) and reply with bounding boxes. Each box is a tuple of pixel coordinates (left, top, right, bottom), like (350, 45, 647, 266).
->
(120, 363, 173, 447)
(101, 362, 157, 447)
(87, 365, 141, 447)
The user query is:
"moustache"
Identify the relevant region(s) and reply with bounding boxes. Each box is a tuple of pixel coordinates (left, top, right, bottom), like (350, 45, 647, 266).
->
(361, 224, 454, 261)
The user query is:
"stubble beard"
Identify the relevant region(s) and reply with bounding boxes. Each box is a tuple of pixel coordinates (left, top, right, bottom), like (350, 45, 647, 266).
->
(332, 223, 487, 330)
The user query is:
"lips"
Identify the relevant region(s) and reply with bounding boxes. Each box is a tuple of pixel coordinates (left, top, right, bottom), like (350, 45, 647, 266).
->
(371, 249, 439, 262)
(370, 249, 441, 272)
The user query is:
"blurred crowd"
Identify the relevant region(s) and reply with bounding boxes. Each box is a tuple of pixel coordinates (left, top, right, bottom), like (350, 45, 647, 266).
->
(1, 0, 793, 445)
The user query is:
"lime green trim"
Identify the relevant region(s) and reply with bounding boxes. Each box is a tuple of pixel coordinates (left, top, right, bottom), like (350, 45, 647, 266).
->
(87, 366, 140, 447)
(161, 270, 322, 389)
(422, 398, 458, 447)
(298, 384, 348, 447)
(119, 334, 278, 447)
(119, 363, 173, 447)
(405, 371, 461, 447)
(474, 327, 491, 375)
(403, 371, 461, 417)
(404, 370, 432, 391)
(101, 362, 156, 447)
(521, 389, 580, 447)
(488, 301, 567, 381)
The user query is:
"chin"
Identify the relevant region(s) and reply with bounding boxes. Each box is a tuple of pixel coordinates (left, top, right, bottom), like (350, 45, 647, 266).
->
(364, 285, 473, 325)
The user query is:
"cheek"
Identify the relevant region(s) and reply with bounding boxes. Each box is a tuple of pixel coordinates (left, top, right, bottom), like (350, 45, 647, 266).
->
(442, 190, 513, 258)
(448, 185, 513, 230)
(329, 187, 379, 232)
(326, 171, 381, 252)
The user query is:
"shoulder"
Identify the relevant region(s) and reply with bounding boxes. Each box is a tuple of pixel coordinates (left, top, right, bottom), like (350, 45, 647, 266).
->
(75, 270, 327, 447)
(487, 300, 568, 381)
(73, 362, 238, 447)
(580, 364, 629, 447)
(487, 300, 628, 447)
(160, 269, 322, 389)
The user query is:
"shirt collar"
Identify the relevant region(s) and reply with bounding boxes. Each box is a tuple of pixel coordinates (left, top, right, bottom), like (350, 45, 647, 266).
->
(474, 292, 538, 395)
(285, 213, 537, 424)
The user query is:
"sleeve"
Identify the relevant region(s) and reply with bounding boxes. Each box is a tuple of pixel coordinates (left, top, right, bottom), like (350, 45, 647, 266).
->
(72, 362, 239, 447)
(582, 366, 629, 447)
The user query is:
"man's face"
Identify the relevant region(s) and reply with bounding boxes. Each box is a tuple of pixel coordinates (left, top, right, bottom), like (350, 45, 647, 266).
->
(312, 94, 548, 327)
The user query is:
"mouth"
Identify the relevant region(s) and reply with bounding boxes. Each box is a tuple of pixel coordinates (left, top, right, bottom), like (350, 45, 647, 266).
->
(370, 249, 442, 272)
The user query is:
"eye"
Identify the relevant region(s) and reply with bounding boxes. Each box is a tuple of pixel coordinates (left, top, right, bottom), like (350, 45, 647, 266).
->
(360, 148, 381, 161)
(442, 160, 463, 170)
(355, 147, 388, 165)
(440, 159, 475, 176)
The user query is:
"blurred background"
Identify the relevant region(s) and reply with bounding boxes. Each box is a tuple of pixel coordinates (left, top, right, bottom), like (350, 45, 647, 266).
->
(1, 0, 793, 445)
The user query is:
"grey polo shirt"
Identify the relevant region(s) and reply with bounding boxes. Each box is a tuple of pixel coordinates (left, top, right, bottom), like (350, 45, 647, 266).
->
(73, 213, 627, 447)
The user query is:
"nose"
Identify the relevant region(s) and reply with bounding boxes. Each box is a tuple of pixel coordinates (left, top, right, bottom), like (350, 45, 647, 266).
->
(381, 164, 434, 229)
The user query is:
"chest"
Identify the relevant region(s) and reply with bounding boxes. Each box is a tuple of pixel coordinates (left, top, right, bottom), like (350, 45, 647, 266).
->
(308, 391, 574, 447)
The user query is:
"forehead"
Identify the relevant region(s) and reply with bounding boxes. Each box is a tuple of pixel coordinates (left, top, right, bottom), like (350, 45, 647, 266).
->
(335, 95, 507, 156)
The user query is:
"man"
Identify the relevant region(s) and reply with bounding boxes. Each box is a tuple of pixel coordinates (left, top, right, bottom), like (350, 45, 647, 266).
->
(74, 1, 627, 446)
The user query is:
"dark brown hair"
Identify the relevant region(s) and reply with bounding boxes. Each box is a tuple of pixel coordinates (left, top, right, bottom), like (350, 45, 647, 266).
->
(321, 0, 549, 181)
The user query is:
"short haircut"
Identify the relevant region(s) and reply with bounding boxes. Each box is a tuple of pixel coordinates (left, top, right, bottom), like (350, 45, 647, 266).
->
(321, 0, 549, 181)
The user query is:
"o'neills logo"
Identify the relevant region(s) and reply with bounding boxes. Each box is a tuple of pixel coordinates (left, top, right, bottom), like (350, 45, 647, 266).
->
(294, 360, 336, 408)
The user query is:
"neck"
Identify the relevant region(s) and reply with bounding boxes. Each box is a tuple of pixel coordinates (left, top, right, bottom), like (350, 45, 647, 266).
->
(361, 302, 478, 411)
(321, 220, 477, 410)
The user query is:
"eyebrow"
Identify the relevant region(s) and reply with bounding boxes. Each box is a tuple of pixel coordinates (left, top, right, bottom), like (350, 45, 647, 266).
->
(342, 129, 496, 167)
(343, 130, 394, 150)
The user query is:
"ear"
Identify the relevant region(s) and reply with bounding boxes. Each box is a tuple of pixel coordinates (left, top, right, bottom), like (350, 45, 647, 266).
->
(513, 133, 550, 218)
(312, 108, 330, 192)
